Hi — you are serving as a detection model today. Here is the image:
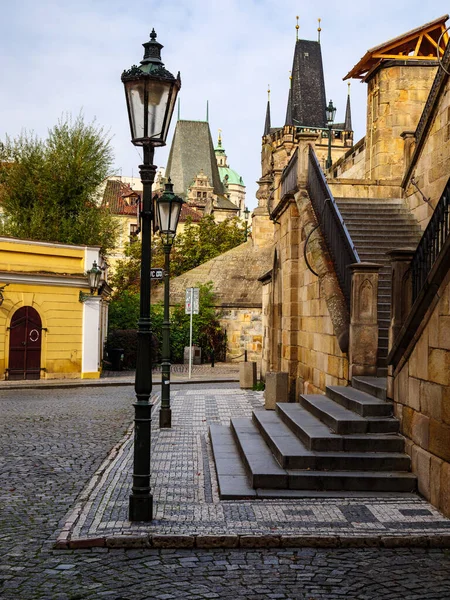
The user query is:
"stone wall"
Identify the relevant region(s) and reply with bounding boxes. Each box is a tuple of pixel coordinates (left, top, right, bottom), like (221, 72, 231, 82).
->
(404, 75, 450, 229)
(365, 63, 437, 181)
(264, 193, 349, 397)
(393, 273, 450, 517)
(220, 308, 263, 365)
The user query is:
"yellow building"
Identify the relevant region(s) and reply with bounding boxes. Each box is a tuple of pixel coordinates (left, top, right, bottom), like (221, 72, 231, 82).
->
(0, 237, 109, 380)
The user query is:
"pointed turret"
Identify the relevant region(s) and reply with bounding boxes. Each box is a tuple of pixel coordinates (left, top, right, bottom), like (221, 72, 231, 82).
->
(344, 83, 353, 131)
(264, 86, 271, 136)
(286, 17, 327, 128)
(285, 73, 293, 126)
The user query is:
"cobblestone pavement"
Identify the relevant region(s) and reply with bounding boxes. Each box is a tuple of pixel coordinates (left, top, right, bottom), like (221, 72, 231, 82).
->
(1, 384, 450, 599)
(64, 386, 450, 544)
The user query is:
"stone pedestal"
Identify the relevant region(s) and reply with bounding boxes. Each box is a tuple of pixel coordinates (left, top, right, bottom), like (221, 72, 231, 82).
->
(240, 362, 257, 389)
(264, 371, 289, 410)
(387, 249, 415, 350)
(349, 263, 382, 379)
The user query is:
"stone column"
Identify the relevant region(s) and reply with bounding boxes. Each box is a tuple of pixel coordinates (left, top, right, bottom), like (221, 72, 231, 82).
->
(401, 131, 416, 174)
(297, 133, 318, 187)
(349, 262, 382, 379)
(387, 249, 415, 350)
(386, 249, 414, 400)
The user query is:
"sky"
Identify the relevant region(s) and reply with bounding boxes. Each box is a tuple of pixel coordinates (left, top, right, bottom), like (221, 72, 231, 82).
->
(0, 1, 447, 209)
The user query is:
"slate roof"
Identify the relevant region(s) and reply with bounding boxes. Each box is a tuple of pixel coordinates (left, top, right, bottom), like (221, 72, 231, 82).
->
(152, 240, 273, 308)
(166, 120, 224, 199)
(264, 100, 271, 136)
(288, 39, 327, 129)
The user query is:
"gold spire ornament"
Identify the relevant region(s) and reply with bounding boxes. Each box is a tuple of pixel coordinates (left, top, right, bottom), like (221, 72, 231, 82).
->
(348, 81, 351, 95)
(318, 18, 322, 43)
(218, 128, 222, 146)
(296, 16, 299, 41)
(268, 85, 271, 101)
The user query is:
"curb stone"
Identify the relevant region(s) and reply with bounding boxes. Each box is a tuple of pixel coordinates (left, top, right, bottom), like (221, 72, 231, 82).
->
(56, 532, 450, 550)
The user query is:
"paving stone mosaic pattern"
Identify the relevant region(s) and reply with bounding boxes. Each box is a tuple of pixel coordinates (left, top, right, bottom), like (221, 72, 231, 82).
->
(2, 384, 450, 599)
(65, 386, 450, 541)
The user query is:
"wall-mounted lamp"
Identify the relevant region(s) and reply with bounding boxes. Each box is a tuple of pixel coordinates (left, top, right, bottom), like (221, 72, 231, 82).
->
(0, 284, 9, 306)
(79, 261, 102, 302)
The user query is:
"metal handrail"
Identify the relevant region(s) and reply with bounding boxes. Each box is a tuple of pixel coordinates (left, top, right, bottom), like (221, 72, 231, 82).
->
(411, 177, 450, 302)
(306, 146, 360, 306)
(281, 148, 298, 198)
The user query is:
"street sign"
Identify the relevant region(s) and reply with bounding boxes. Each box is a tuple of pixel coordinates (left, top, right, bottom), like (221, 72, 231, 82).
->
(185, 287, 200, 314)
(150, 268, 164, 279)
(192, 287, 199, 314)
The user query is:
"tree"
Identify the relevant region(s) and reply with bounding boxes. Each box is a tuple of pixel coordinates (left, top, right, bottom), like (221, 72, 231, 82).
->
(0, 114, 119, 254)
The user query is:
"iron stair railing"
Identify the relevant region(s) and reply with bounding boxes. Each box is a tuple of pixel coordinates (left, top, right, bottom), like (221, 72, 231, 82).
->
(411, 177, 450, 303)
(306, 146, 360, 307)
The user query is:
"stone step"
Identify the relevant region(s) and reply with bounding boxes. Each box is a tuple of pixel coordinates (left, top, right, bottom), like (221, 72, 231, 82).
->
(252, 410, 410, 471)
(325, 385, 392, 417)
(352, 376, 387, 400)
(299, 394, 399, 434)
(276, 403, 404, 452)
(230, 418, 288, 489)
(286, 470, 417, 492)
(210, 423, 416, 496)
(208, 423, 257, 499)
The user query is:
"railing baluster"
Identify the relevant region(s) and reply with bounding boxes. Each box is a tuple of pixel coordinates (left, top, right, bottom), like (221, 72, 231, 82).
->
(306, 146, 360, 307)
(411, 178, 450, 303)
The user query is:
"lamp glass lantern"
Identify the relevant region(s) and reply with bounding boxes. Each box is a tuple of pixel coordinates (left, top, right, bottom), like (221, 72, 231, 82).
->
(156, 180, 185, 245)
(122, 29, 181, 147)
(326, 99, 336, 127)
(87, 261, 102, 294)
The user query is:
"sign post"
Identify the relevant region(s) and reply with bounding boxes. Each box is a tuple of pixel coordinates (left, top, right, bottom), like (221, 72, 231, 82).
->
(185, 287, 200, 379)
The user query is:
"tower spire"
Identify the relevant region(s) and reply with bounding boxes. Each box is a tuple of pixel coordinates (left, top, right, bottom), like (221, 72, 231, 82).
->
(177, 98, 180, 121)
(285, 72, 293, 126)
(344, 82, 352, 131)
(206, 100, 209, 122)
(318, 18, 322, 43)
(296, 15, 300, 41)
(264, 85, 271, 136)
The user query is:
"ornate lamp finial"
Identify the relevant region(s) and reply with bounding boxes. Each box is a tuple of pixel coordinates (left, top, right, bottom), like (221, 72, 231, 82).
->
(318, 18, 322, 43)
(296, 16, 300, 41)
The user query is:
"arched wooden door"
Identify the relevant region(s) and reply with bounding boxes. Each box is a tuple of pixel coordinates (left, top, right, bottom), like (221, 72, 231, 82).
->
(8, 306, 42, 380)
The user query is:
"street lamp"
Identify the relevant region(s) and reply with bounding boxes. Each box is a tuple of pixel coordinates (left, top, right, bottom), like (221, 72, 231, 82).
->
(121, 29, 181, 522)
(243, 206, 250, 241)
(156, 180, 185, 429)
(325, 99, 336, 170)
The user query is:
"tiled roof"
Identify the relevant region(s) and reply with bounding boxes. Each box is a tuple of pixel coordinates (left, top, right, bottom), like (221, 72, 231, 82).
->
(180, 203, 202, 222)
(102, 180, 139, 216)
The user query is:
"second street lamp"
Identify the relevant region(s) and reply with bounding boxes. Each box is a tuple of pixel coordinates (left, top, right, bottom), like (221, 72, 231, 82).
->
(121, 29, 181, 522)
(325, 99, 336, 171)
(156, 180, 185, 428)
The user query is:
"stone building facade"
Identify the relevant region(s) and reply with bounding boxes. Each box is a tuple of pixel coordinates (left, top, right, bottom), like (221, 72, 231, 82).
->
(256, 15, 450, 514)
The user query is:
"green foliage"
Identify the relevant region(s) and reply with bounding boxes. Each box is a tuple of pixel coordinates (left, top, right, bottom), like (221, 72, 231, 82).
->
(105, 328, 159, 370)
(108, 240, 142, 296)
(108, 290, 140, 331)
(252, 381, 265, 391)
(107, 282, 226, 364)
(0, 114, 119, 254)
(166, 215, 246, 277)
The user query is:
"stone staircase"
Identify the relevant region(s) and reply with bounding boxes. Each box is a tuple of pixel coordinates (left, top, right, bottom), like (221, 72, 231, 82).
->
(335, 198, 422, 370)
(210, 377, 417, 499)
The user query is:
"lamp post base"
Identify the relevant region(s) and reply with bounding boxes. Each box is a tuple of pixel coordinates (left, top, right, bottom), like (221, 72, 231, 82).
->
(159, 407, 172, 428)
(129, 494, 153, 522)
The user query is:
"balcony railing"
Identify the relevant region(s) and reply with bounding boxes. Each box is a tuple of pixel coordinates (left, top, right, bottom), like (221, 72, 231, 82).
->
(280, 148, 298, 199)
(411, 177, 450, 303)
(307, 146, 360, 307)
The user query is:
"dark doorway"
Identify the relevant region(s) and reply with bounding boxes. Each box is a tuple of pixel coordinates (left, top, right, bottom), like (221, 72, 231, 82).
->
(8, 306, 42, 380)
